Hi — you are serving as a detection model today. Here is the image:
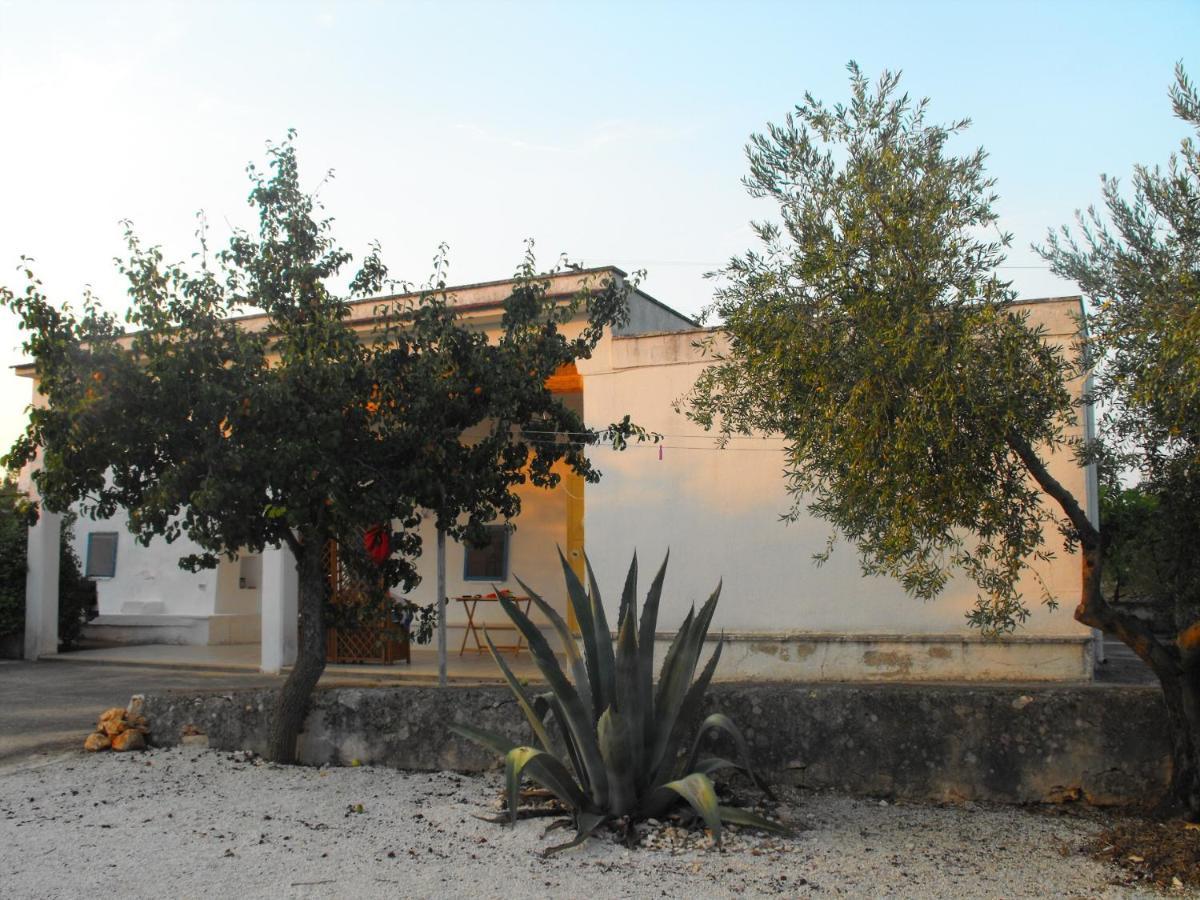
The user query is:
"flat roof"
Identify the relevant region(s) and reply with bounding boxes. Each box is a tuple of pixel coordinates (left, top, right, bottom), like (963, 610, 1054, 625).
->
(13, 264, 697, 375)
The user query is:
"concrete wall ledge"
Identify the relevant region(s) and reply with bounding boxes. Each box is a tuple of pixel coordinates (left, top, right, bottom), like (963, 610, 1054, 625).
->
(685, 633, 1096, 682)
(141, 681, 1170, 808)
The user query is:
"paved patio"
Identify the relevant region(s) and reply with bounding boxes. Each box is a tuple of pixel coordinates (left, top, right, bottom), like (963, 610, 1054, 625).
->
(46, 642, 545, 684)
(0, 658, 281, 766)
(2, 644, 546, 765)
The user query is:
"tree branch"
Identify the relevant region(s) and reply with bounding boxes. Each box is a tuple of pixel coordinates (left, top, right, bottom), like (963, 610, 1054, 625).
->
(1006, 431, 1180, 676)
(1006, 431, 1098, 548)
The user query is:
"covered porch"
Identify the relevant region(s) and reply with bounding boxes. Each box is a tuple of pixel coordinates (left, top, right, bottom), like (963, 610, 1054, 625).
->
(21, 370, 587, 680)
(41, 642, 549, 685)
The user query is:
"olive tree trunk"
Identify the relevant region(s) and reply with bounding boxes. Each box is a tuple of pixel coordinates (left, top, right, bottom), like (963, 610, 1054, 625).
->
(266, 539, 327, 764)
(1010, 434, 1199, 820)
(1158, 666, 1200, 819)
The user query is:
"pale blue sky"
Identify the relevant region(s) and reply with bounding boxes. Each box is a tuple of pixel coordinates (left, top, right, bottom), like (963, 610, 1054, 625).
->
(1, 0, 1196, 447)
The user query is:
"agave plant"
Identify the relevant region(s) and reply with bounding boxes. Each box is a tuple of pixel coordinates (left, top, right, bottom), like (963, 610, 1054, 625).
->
(451, 550, 787, 854)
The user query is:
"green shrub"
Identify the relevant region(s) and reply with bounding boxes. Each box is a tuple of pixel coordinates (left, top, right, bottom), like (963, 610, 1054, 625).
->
(0, 485, 96, 648)
(0, 480, 27, 639)
(57, 512, 96, 649)
(453, 551, 786, 854)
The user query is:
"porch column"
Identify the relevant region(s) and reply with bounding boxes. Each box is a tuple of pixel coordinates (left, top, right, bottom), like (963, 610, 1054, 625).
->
(24, 511, 61, 660)
(260, 542, 298, 674)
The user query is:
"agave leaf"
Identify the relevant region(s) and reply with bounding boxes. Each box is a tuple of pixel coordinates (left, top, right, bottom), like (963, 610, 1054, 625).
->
(543, 693, 590, 794)
(684, 711, 775, 800)
(499, 595, 610, 809)
(597, 707, 636, 817)
(662, 773, 723, 847)
(638, 549, 670, 657)
(656, 582, 722, 711)
(505, 746, 588, 824)
(558, 547, 601, 715)
(614, 613, 644, 782)
(454, 721, 585, 810)
(483, 629, 553, 751)
(652, 606, 694, 723)
(649, 637, 724, 785)
(617, 552, 638, 629)
(515, 573, 593, 725)
(691, 755, 739, 776)
(716, 805, 792, 835)
(583, 553, 617, 713)
(650, 604, 722, 781)
(638, 551, 669, 762)
(542, 811, 609, 857)
(691, 580, 722, 658)
(449, 722, 517, 758)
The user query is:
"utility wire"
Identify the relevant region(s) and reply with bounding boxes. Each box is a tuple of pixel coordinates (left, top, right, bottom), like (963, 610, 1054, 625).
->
(580, 257, 1053, 271)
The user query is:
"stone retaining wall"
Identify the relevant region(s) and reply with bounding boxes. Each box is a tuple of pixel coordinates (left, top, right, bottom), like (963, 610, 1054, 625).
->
(141, 682, 1171, 807)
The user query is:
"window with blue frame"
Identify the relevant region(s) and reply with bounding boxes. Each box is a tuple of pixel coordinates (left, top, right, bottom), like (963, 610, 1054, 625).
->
(463, 525, 508, 581)
(85, 532, 119, 579)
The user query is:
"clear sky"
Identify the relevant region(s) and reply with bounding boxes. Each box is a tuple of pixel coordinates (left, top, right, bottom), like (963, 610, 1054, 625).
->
(0, 0, 1196, 450)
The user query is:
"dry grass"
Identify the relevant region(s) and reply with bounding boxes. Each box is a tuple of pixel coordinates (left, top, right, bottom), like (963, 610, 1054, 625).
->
(1087, 818, 1200, 891)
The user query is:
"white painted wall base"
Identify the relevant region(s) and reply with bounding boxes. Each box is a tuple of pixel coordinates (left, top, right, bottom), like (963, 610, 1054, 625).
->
(433, 626, 1096, 683)
(447, 628, 1095, 683)
(82, 613, 261, 646)
(668, 632, 1096, 683)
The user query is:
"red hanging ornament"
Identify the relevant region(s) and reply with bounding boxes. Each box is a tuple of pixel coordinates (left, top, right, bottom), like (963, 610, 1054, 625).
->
(364, 525, 390, 566)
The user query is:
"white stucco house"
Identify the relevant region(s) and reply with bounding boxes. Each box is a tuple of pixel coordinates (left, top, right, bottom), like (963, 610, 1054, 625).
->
(18, 267, 1099, 681)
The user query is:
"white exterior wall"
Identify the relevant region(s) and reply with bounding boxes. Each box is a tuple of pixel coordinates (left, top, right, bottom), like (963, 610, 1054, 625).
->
(72, 514, 216, 617)
(18, 267, 1095, 680)
(580, 299, 1096, 681)
(407, 422, 579, 654)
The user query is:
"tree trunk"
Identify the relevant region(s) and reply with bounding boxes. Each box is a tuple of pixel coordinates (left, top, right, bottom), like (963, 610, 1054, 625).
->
(1158, 667, 1200, 820)
(266, 541, 327, 764)
(1007, 433, 1200, 819)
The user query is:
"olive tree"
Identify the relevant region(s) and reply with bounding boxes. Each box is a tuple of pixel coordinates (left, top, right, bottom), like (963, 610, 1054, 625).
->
(686, 63, 1198, 818)
(1039, 64, 1200, 818)
(4, 135, 646, 763)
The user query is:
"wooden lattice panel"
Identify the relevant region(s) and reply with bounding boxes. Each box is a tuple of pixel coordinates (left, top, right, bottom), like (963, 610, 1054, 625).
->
(323, 538, 410, 665)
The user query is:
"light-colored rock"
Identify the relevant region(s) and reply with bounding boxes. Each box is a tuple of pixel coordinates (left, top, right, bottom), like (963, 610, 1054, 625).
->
(84, 732, 111, 752)
(98, 707, 126, 724)
(111, 729, 146, 752)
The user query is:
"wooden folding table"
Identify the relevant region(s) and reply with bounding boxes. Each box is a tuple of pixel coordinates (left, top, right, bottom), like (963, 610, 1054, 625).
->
(455, 594, 533, 656)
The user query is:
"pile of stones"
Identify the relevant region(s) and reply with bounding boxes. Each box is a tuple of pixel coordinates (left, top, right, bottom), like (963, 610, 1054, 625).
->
(84, 697, 149, 752)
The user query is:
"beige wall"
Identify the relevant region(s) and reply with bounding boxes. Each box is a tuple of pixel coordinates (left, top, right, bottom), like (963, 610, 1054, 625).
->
(580, 299, 1094, 662)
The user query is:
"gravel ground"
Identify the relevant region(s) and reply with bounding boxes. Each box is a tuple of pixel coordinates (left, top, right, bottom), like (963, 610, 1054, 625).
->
(0, 748, 1173, 899)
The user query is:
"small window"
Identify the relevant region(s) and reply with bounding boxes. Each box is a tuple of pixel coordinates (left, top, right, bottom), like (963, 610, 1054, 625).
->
(463, 525, 509, 581)
(85, 532, 119, 579)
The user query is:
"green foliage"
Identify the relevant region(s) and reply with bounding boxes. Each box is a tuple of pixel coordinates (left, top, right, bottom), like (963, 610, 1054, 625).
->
(685, 63, 1076, 634)
(1100, 477, 1200, 622)
(1041, 64, 1200, 472)
(0, 479, 29, 639)
(1040, 64, 1200, 639)
(2, 132, 653, 760)
(56, 513, 96, 648)
(1100, 483, 1165, 604)
(1, 130, 647, 605)
(453, 551, 785, 854)
(57, 513, 96, 649)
